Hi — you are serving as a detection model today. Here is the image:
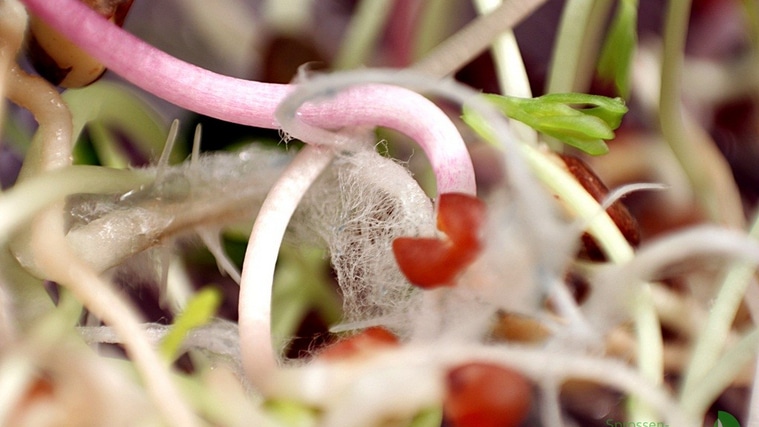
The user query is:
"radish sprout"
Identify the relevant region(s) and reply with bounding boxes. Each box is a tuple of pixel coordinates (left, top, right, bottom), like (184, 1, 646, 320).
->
(3, 0, 759, 426)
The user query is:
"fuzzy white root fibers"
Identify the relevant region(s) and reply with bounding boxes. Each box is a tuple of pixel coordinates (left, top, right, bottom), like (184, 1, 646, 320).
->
(294, 147, 435, 331)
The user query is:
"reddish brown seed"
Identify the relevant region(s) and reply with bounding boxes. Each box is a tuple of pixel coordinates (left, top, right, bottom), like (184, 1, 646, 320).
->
(559, 154, 640, 260)
(444, 362, 532, 427)
(392, 193, 486, 289)
(318, 327, 399, 360)
(436, 193, 487, 247)
(392, 237, 474, 288)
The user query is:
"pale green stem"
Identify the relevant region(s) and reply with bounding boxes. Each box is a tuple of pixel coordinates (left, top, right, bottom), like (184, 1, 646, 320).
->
(519, 144, 633, 262)
(681, 328, 759, 418)
(333, 0, 394, 70)
(659, 0, 744, 228)
(520, 143, 663, 420)
(680, 211, 759, 403)
(472, 0, 531, 97)
(413, 0, 459, 60)
(411, 0, 548, 78)
(471, 0, 537, 144)
(545, 0, 603, 94)
(575, 0, 614, 92)
(626, 284, 661, 421)
(544, 0, 610, 152)
(63, 81, 172, 164)
(88, 121, 128, 168)
(27, 206, 201, 426)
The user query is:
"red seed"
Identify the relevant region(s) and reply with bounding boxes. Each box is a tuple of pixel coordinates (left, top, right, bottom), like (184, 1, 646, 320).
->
(444, 362, 532, 427)
(437, 193, 487, 247)
(392, 237, 472, 288)
(392, 193, 486, 289)
(318, 327, 399, 360)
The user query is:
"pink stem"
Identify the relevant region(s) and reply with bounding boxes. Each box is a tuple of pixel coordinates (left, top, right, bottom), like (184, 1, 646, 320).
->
(20, 0, 475, 194)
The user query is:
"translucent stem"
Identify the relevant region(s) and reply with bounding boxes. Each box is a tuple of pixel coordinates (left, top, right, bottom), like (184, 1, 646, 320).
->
(659, 0, 744, 228)
(519, 145, 633, 262)
(682, 328, 759, 418)
(7, 66, 72, 179)
(333, 0, 394, 70)
(27, 206, 200, 426)
(519, 144, 664, 419)
(0, 0, 27, 152)
(0, 166, 151, 244)
(545, 0, 605, 94)
(681, 210, 759, 407)
(238, 145, 334, 390)
(413, 0, 458, 60)
(411, 0, 548, 78)
(471, 0, 537, 144)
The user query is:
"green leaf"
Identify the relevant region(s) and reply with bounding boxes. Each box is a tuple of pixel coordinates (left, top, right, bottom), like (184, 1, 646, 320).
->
(159, 287, 222, 362)
(553, 134, 609, 155)
(468, 93, 627, 156)
(537, 115, 615, 140)
(531, 93, 628, 128)
(597, 0, 638, 98)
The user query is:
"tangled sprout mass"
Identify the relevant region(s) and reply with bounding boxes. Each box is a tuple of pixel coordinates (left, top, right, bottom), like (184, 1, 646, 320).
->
(2, 0, 759, 426)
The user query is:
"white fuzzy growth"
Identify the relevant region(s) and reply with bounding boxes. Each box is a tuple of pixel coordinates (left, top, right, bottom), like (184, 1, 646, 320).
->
(294, 147, 435, 331)
(65, 146, 293, 273)
(78, 319, 241, 364)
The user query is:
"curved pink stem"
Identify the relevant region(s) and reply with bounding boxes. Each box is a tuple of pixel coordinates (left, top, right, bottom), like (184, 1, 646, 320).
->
(21, 0, 478, 388)
(20, 0, 475, 194)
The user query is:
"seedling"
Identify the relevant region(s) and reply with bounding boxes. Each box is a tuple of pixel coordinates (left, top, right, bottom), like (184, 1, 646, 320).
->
(2, 0, 759, 426)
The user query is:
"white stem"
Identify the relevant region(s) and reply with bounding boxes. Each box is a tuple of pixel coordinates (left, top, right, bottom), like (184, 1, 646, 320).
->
(412, 0, 549, 78)
(472, 0, 537, 144)
(28, 205, 200, 427)
(238, 145, 334, 389)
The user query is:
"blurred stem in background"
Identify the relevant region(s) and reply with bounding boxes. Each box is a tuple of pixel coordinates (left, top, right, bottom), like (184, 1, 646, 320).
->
(659, 0, 744, 228)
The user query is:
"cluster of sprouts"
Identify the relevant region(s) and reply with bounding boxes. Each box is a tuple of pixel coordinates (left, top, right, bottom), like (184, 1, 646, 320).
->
(2, 0, 759, 426)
